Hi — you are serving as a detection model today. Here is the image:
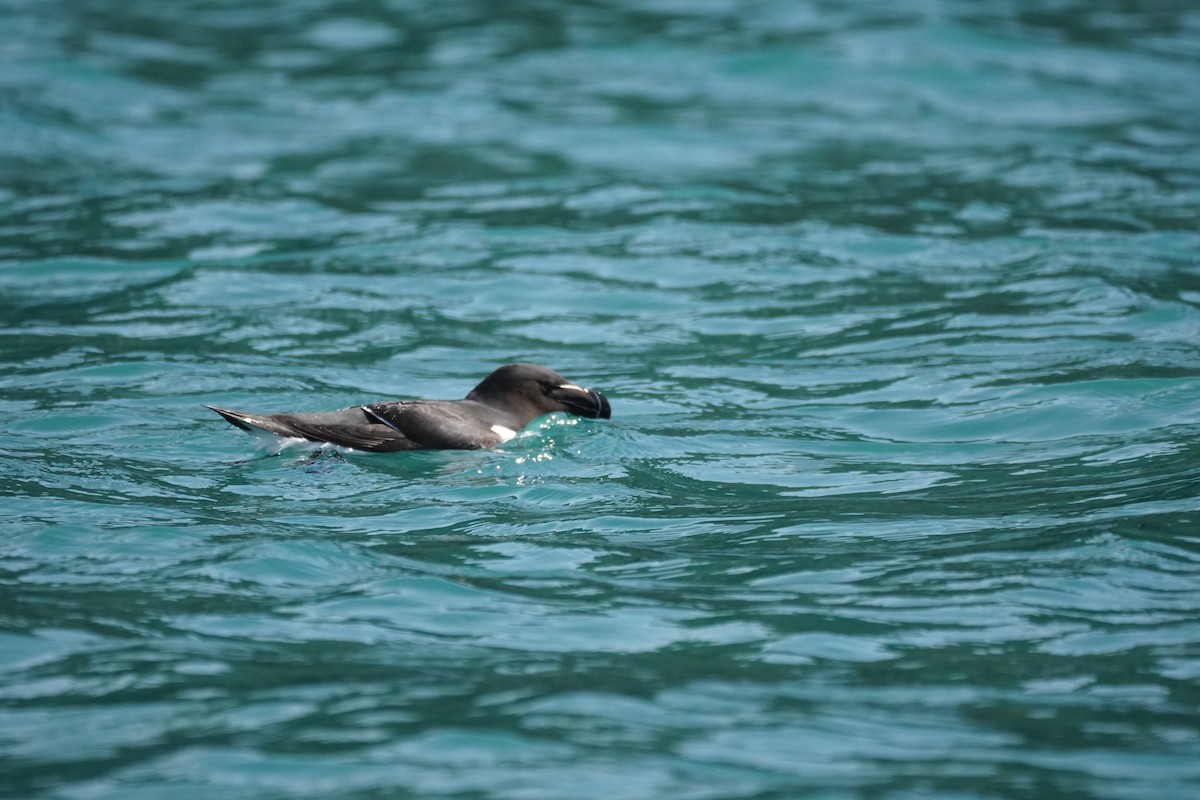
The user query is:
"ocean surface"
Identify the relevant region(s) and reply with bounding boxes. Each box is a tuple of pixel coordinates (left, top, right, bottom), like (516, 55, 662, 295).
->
(3, 1, 1200, 798)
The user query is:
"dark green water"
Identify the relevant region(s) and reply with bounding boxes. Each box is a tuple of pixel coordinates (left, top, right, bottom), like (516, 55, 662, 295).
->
(3, 1, 1200, 798)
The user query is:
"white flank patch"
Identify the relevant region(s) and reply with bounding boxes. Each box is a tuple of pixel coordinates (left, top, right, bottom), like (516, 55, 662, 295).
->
(490, 424, 517, 442)
(257, 435, 322, 456)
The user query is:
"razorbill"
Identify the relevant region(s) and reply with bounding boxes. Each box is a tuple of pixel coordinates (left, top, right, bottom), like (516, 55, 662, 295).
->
(205, 363, 611, 452)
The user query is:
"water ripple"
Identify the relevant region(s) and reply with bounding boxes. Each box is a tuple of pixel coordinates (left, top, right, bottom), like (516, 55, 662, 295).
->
(3, 1, 1199, 799)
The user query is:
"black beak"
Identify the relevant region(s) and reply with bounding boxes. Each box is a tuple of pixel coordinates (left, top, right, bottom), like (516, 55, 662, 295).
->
(554, 385, 612, 420)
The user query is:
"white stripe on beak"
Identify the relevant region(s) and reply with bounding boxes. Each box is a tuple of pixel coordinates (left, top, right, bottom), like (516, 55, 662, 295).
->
(558, 383, 586, 392)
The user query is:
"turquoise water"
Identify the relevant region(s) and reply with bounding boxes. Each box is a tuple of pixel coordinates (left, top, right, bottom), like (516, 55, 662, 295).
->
(3, 1, 1200, 797)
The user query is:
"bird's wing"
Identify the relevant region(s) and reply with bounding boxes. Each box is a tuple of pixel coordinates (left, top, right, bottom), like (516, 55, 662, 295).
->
(362, 401, 506, 450)
(206, 405, 414, 452)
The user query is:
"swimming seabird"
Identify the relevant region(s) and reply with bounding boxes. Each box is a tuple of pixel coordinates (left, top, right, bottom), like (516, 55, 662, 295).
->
(206, 363, 611, 452)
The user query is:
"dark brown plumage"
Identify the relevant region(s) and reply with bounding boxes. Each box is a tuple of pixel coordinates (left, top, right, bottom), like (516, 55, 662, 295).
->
(206, 363, 611, 452)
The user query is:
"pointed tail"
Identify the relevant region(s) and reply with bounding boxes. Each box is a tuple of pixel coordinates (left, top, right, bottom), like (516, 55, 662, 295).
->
(205, 405, 267, 433)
